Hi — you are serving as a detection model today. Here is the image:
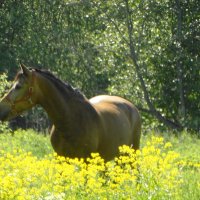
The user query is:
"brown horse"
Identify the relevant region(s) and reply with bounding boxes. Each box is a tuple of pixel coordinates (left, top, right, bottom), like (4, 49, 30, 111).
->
(0, 64, 141, 161)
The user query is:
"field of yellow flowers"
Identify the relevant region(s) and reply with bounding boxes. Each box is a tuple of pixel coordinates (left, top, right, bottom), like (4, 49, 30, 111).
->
(0, 129, 200, 200)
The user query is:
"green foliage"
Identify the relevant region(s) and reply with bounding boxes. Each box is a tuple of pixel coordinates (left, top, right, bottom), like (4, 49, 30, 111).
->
(0, 0, 199, 132)
(0, 73, 10, 95)
(0, 73, 11, 132)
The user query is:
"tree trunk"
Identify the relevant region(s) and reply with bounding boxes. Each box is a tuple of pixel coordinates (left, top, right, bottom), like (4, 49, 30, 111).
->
(124, 0, 183, 130)
(175, 0, 186, 120)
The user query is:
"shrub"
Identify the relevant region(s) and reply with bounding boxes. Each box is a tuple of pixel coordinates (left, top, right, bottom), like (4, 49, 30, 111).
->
(0, 73, 11, 133)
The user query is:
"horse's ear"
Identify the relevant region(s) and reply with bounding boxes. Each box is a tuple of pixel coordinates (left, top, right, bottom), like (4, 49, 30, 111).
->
(20, 63, 31, 77)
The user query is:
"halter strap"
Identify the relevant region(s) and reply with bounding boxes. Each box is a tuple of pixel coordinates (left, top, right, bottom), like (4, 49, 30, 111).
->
(5, 72, 36, 115)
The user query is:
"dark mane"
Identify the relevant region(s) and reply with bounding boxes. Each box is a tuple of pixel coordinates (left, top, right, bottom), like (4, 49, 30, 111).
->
(33, 68, 86, 100)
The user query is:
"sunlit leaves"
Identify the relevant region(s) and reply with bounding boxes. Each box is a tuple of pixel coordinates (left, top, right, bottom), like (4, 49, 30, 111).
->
(0, 0, 199, 131)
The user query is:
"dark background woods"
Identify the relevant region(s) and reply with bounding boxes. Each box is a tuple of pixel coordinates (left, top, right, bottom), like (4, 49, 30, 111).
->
(0, 0, 199, 133)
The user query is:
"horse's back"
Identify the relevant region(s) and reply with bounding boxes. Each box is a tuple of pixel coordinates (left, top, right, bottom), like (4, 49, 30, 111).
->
(89, 95, 141, 160)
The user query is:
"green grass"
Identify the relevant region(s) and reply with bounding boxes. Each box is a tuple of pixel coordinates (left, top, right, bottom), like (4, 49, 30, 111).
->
(142, 131, 200, 200)
(0, 129, 199, 199)
(171, 133, 200, 199)
(0, 129, 53, 157)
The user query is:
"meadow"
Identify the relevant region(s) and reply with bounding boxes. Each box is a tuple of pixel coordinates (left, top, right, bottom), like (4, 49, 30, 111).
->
(0, 129, 199, 200)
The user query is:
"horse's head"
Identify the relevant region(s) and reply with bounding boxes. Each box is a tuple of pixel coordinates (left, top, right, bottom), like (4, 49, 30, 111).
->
(0, 64, 37, 121)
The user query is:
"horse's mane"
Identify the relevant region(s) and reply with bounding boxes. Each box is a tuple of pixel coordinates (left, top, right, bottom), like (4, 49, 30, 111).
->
(33, 68, 86, 100)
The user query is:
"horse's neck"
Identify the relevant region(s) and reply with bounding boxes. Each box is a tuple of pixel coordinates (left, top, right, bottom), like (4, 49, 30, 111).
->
(37, 75, 92, 131)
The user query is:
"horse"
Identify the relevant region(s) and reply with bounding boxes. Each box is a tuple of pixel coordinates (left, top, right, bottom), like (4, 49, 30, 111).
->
(0, 64, 141, 161)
